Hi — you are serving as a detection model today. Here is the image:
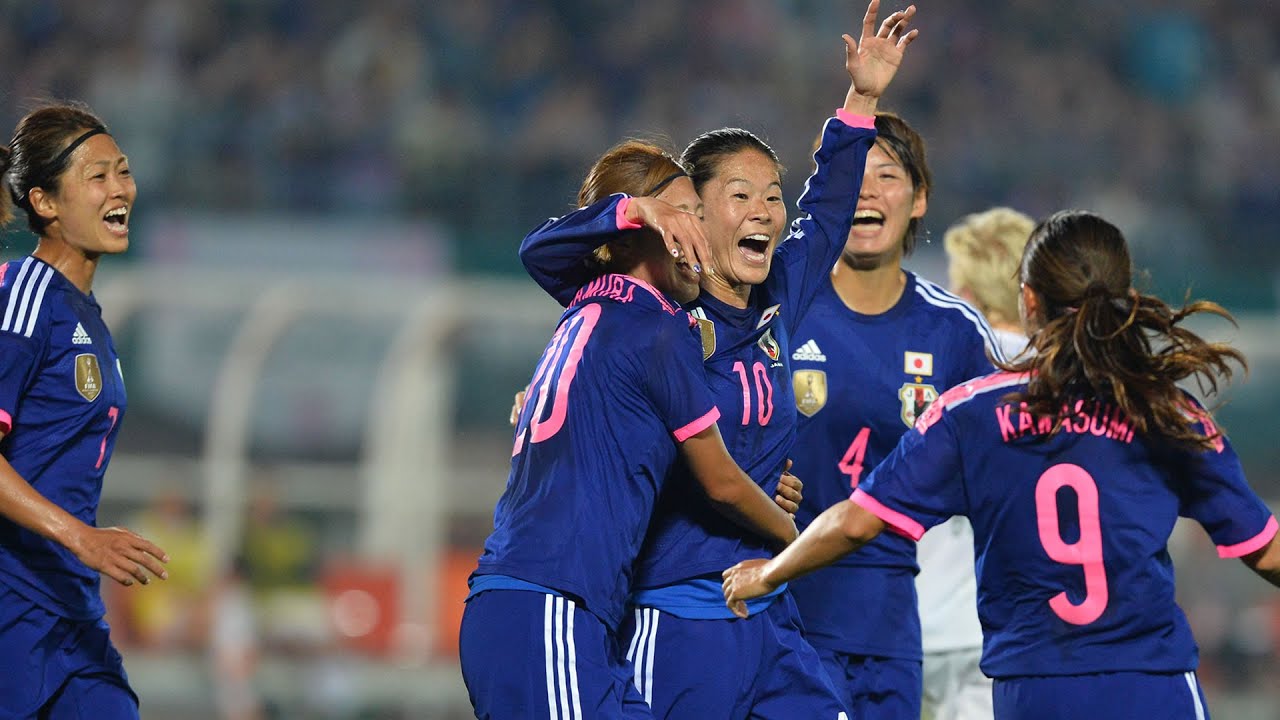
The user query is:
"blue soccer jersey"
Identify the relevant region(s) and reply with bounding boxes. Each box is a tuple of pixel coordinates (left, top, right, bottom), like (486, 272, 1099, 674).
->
(472, 273, 720, 632)
(853, 372, 1278, 678)
(518, 113, 878, 609)
(787, 272, 1000, 659)
(634, 116, 876, 599)
(0, 256, 127, 621)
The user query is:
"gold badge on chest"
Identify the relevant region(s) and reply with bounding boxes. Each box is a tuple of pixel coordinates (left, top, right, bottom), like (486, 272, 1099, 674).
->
(793, 369, 828, 417)
(75, 353, 102, 402)
(697, 318, 716, 360)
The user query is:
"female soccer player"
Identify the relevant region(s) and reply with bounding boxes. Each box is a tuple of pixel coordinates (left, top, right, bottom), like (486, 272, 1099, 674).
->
(519, 3, 919, 715)
(724, 210, 1280, 720)
(461, 139, 800, 719)
(0, 103, 170, 719)
(784, 112, 1003, 720)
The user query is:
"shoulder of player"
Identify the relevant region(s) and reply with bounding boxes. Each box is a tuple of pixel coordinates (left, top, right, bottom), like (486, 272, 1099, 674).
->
(915, 371, 1028, 432)
(910, 275, 981, 324)
(572, 274, 685, 317)
(911, 274, 1004, 348)
(0, 256, 64, 342)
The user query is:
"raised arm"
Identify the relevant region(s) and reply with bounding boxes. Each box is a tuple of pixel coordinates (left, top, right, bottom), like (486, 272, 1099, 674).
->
(772, 1, 920, 327)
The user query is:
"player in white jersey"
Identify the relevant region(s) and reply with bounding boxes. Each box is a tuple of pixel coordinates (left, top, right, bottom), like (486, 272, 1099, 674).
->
(913, 207, 1034, 720)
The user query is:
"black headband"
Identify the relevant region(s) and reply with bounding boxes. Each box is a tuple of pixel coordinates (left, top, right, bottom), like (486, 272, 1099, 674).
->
(644, 171, 687, 198)
(50, 128, 108, 170)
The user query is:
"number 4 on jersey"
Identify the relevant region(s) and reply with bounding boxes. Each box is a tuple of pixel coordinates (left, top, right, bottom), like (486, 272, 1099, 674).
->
(838, 427, 871, 489)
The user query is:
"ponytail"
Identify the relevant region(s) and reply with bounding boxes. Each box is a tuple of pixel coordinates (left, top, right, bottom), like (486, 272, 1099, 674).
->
(999, 211, 1246, 452)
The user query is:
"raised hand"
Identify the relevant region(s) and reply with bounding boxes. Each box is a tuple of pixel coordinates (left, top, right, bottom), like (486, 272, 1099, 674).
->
(843, 0, 919, 105)
(71, 524, 169, 587)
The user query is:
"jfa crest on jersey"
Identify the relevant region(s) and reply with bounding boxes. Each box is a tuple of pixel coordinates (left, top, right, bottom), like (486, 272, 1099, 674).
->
(899, 381, 938, 427)
(900, 350, 939, 426)
(758, 328, 781, 362)
(787, 272, 1003, 660)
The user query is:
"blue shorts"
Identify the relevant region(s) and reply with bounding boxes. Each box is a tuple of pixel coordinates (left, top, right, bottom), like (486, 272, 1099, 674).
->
(816, 648, 921, 720)
(623, 592, 847, 719)
(460, 589, 652, 720)
(0, 584, 137, 719)
(993, 670, 1210, 720)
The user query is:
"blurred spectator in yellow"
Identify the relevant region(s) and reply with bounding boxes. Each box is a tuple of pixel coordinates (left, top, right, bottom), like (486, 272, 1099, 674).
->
(123, 490, 212, 649)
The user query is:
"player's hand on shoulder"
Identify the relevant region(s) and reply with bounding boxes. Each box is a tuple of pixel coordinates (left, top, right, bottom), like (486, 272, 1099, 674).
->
(774, 459, 802, 515)
(844, 0, 919, 99)
(70, 524, 170, 587)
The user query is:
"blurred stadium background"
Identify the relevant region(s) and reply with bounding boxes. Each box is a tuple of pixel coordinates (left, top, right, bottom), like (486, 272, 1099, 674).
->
(2, 1, 1278, 718)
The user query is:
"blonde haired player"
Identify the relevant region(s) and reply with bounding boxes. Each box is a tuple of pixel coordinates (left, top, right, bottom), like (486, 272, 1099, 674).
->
(914, 206, 1034, 720)
(943, 207, 1036, 358)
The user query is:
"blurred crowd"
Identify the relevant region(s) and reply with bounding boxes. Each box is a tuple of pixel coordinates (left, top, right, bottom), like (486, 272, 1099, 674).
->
(3, 1, 1279, 716)
(1, 0, 1278, 295)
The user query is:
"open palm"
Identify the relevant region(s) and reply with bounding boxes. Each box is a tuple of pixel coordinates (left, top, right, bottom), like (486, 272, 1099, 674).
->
(844, 0, 919, 99)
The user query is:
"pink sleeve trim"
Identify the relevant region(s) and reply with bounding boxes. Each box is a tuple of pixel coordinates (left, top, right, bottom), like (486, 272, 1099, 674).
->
(615, 196, 643, 230)
(673, 407, 721, 443)
(851, 489, 925, 541)
(0, 409, 10, 434)
(835, 109, 876, 129)
(1217, 516, 1279, 559)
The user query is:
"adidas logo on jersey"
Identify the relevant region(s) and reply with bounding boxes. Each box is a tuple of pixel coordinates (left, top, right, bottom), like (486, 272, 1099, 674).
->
(792, 339, 826, 362)
(72, 322, 92, 345)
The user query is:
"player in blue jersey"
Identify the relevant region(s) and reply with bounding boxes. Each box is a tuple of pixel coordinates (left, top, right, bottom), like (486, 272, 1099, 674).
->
(725, 210, 1280, 720)
(785, 111, 1003, 720)
(0, 103, 170, 719)
(910, 206, 1035, 720)
(461, 139, 801, 720)
(519, 3, 920, 716)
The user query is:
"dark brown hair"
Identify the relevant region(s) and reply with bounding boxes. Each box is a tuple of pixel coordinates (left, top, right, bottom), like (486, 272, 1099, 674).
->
(682, 127, 783, 194)
(873, 111, 930, 256)
(998, 210, 1246, 451)
(577, 140, 686, 272)
(2, 102, 109, 234)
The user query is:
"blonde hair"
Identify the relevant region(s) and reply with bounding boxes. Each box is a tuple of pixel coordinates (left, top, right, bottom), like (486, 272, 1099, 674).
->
(944, 207, 1035, 326)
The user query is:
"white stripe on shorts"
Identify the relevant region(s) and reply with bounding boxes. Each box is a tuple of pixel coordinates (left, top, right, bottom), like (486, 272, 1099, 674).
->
(1184, 671, 1205, 720)
(642, 609, 659, 705)
(565, 599, 582, 718)
(545, 595, 558, 720)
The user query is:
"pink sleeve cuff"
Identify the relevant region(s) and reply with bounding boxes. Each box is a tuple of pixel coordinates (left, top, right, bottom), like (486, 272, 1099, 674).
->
(615, 196, 643, 230)
(835, 109, 876, 129)
(851, 489, 926, 541)
(1217, 516, 1279, 558)
(0, 409, 10, 434)
(673, 407, 721, 443)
